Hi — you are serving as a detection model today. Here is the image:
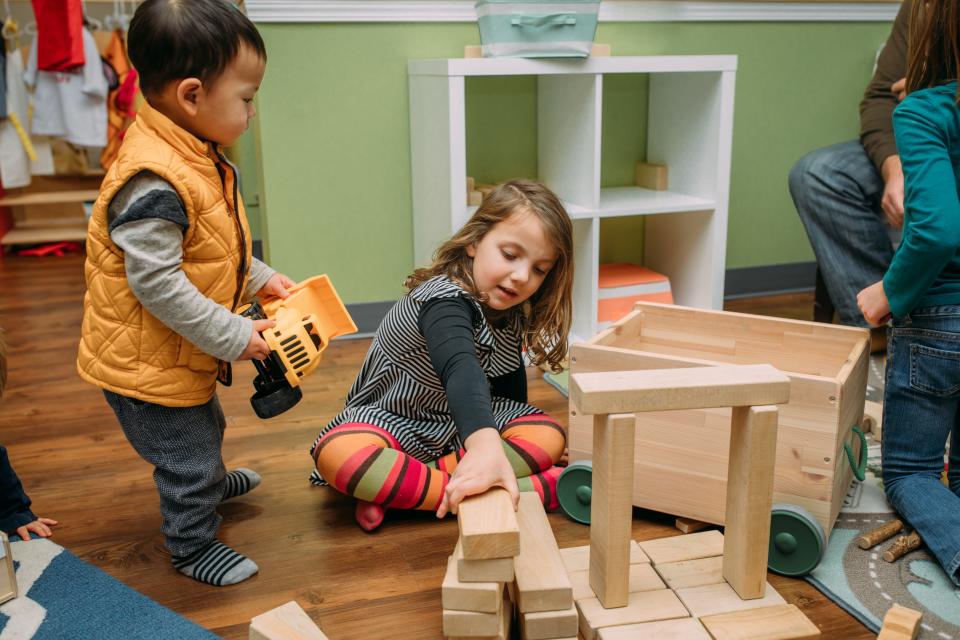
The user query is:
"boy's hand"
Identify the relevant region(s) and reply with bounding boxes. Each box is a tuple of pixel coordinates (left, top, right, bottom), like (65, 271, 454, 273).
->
(857, 281, 892, 326)
(257, 273, 295, 300)
(239, 319, 275, 361)
(16, 517, 58, 540)
(436, 428, 520, 518)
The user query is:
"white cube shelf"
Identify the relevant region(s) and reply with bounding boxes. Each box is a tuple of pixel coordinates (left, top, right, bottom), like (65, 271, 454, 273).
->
(408, 55, 737, 341)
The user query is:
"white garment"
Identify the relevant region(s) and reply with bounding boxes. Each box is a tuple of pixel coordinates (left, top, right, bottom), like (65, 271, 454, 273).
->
(24, 28, 108, 148)
(0, 46, 33, 188)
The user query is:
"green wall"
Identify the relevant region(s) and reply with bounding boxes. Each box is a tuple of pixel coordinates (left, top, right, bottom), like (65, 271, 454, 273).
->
(248, 21, 892, 304)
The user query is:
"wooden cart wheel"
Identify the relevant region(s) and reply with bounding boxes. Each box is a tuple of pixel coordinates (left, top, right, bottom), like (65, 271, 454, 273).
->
(768, 503, 826, 576)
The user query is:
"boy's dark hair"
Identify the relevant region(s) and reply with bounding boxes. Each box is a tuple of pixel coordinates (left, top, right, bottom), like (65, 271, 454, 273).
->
(128, 0, 267, 97)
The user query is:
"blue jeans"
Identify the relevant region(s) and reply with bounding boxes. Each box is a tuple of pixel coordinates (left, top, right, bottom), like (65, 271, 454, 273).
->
(789, 140, 898, 327)
(883, 307, 960, 585)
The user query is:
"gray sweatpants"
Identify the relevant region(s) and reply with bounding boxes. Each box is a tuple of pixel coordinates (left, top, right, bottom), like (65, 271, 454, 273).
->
(104, 390, 228, 557)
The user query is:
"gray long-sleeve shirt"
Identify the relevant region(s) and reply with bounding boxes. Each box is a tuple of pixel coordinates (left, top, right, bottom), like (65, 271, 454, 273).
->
(108, 171, 274, 362)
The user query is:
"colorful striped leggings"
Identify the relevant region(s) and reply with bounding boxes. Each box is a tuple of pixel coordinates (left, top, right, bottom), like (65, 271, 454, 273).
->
(312, 413, 566, 512)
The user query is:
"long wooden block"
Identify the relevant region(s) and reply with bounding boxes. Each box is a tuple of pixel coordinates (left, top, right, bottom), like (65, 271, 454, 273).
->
(597, 617, 711, 640)
(515, 492, 573, 613)
(638, 530, 724, 565)
(589, 413, 635, 608)
(456, 539, 515, 583)
(723, 405, 779, 599)
(577, 589, 689, 640)
(654, 556, 725, 590)
(447, 593, 512, 640)
(442, 598, 503, 637)
(458, 488, 520, 560)
(877, 604, 922, 640)
(699, 604, 821, 640)
(569, 562, 665, 601)
(521, 603, 578, 640)
(249, 601, 328, 640)
(635, 162, 668, 191)
(560, 541, 649, 573)
(570, 365, 791, 415)
(674, 582, 785, 618)
(442, 556, 503, 613)
(676, 517, 710, 534)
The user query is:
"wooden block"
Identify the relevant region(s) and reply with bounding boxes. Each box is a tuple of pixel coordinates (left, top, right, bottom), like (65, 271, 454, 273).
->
(465, 44, 482, 58)
(569, 365, 791, 415)
(448, 593, 512, 640)
(442, 556, 503, 613)
(638, 530, 725, 565)
(0, 533, 16, 605)
(598, 617, 711, 640)
(877, 604, 922, 640)
(863, 400, 883, 440)
(456, 539, 515, 583)
(635, 162, 668, 191)
(654, 556, 725, 590)
(458, 488, 520, 560)
(577, 589, 689, 640)
(589, 413, 635, 608)
(515, 492, 573, 613)
(569, 562, 665, 601)
(249, 601, 328, 640)
(442, 598, 503, 637)
(467, 176, 475, 192)
(468, 190, 483, 206)
(560, 541, 649, 573)
(699, 604, 821, 640)
(674, 581, 785, 618)
(723, 405, 779, 600)
(675, 517, 710, 534)
(521, 603, 578, 640)
(591, 43, 611, 56)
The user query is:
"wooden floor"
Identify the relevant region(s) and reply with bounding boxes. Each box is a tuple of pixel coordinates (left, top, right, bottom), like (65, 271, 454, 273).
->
(0, 253, 871, 639)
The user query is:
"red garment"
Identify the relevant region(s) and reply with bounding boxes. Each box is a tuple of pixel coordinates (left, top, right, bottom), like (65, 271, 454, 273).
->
(31, 0, 84, 72)
(100, 29, 139, 169)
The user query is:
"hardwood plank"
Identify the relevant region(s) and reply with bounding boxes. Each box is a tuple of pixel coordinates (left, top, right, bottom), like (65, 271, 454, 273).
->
(515, 492, 573, 613)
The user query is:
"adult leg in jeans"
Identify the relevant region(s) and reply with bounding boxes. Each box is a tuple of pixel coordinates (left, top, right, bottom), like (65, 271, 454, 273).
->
(882, 310, 960, 585)
(789, 140, 894, 327)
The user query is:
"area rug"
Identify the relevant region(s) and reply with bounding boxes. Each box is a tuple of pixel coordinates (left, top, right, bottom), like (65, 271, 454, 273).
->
(807, 451, 960, 640)
(0, 537, 219, 639)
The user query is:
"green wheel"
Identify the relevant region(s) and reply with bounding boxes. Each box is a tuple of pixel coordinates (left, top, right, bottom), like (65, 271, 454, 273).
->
(557, 460, 593, 524)
(768, 503, 826, 576)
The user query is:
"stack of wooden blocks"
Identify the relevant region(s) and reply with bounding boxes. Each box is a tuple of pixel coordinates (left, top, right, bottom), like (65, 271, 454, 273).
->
(443, 489, 577, 640)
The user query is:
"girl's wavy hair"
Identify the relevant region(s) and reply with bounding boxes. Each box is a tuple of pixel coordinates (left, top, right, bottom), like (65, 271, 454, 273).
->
(906, 0, 960, 103)
(405, 179, 573, 373)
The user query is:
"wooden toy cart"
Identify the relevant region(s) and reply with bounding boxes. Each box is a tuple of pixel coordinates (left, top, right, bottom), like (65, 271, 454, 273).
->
(562, 302, 871, 576)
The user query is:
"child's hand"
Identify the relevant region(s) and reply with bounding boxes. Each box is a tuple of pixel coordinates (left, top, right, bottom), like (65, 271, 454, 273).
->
(257, 273, 295, 300)
(436, 428, 520, 518)
(238, 319, 275, 361)
(16, 517, 58, 540)
(857, 281, 892, 326)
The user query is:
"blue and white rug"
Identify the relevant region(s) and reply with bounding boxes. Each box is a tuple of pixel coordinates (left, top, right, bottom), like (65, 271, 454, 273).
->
(0, 537, 218, 639)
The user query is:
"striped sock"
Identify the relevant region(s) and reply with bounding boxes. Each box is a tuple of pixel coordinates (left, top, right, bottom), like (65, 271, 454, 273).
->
(223, 468, 261, 501)
(172, 540, 258, 586)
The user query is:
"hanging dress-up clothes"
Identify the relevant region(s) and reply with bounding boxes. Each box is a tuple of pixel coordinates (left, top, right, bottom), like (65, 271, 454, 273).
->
(30, 0, 84, 72)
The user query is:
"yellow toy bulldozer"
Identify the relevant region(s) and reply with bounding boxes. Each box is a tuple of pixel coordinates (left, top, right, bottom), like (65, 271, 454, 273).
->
(240, 275, 356, 419)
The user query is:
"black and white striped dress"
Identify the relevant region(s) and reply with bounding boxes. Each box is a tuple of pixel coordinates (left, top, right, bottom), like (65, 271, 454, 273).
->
(309, 276, 542, 484)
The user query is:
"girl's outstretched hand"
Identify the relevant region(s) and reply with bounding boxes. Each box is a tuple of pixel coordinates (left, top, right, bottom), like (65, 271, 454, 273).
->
(16, 517, 58, 540)
(436, 427, 520, 518)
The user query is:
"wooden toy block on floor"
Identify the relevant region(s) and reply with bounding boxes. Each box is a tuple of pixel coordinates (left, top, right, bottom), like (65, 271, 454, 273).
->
(514, 492, 573, 613)
(654, 555, 725, 590)
(877, 604, 922, 640)
(577, 589, 689, 640)
(675, 517, 710, 534)
(635, 162, 668, 191)
(570, 365, 789, 606)
(442, 556, 503, 613)
(442, 596, 503, 638)
(569, 562, 665, 601)
(597, 617, 712, 640)
(674, 581, 785, 618)
(521, 602, 578, 640)
(458, 488, 520, 560)
(249, 601, 328, 640)
(456, 539, 515, 583)
(638, 530, 725, 565)
(699, 604, 821, 640)
(560, 541, 649, 573)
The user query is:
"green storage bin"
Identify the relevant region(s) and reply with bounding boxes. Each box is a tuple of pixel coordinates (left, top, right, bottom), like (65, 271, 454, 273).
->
(475, 0, 601, 58)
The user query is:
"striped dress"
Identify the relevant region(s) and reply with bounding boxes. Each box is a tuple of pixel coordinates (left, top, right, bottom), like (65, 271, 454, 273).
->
(309, 276, 542, 484)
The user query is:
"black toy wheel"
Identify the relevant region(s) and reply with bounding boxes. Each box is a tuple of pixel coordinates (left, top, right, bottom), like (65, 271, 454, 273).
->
(250, 384, 303, 419)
